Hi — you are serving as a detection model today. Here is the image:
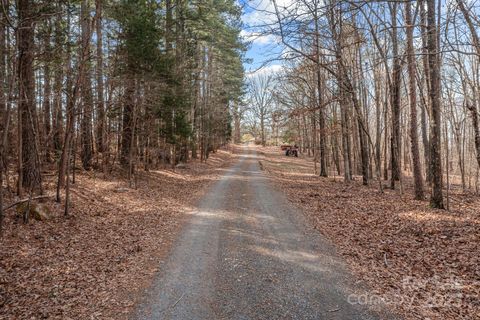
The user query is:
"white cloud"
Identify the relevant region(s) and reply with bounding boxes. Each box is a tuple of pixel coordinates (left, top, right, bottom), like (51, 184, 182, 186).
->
(240, 30, 277, 45)
(246, 64, 283, 78)
(242, 0, 296, 27)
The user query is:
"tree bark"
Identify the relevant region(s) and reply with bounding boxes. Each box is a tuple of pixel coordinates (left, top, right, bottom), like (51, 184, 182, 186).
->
(0, 4, 6, 139)
(314, 8, 327, 177)
(427, 0, 444, 209)
(390, 3, 401, 189)
(80, 0, 94, 170)
(43, 22, 52, 162)
(406, 1, 425, 200)
(466, 103, 480, 169)
(95, 0, 105, 153)
(420, 0, 432, 183)
(121, 77, 135, 166)
(52, 8, 64, 155)
(233, 102, 241, 144)
(18, 0, 41, 192)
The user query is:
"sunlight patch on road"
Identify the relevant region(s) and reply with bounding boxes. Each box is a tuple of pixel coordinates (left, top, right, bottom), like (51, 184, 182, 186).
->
(250, 245, 331, 273)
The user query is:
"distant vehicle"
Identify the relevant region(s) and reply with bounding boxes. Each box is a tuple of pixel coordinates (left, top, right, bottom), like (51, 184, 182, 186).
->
(283, 145, 298, 157)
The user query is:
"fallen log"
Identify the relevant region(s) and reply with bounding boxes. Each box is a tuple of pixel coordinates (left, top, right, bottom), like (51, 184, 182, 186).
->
(2, 195, 53, 212)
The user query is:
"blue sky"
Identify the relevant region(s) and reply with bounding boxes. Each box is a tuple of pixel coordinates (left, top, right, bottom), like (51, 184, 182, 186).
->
(239, 0, 285, 75)
(239, 0, 457, 75)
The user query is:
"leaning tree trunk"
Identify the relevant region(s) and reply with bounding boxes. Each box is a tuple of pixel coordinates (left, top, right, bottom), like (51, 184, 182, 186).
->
(455, 0, 480, 57)
(456, 0, 480, 170)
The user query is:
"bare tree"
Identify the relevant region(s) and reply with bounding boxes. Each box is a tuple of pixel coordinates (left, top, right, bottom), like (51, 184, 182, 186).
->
(406, 0, 425, 200)
(427, 0, 444, 208)
(248, 74, 274, 147)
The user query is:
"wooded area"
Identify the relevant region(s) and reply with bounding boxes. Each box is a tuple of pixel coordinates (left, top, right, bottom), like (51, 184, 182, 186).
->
(0, 0, 244, 230)
(242, 0, 480, 210)
(0, 0, 479, 319)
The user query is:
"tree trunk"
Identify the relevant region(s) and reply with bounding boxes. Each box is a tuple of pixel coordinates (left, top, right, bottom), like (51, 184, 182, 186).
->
(406, 1, 425, 200)
(18, 0, 41, 192)
(374, 65, 382, 180)
(314, 9, 327, 177)
(233, 102, 241, 143)
(95, 0, 105, 153)
(0, 2, 6, 137)
(427, 0, 444, 209)
(260, 115, 265, 147)
(42, 21, 53, 162)
(390, 3, 401, 189)
(358, 115, 369, 185)
(52, 8, 64, 156)
(80, 0, 94, 170)
(466, 103, 480, 169)
(420, 0, 432, 183)
(330, 5, 351, 182)
(121, 78, 135, 166)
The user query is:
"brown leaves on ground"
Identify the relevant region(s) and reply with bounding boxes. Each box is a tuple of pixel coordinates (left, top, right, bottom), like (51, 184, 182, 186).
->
(0, 150, 235, 320)
(259, 147, 479, 320)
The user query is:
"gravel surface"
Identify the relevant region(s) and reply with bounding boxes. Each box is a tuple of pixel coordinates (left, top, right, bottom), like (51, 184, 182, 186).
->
(132, 147, 390, 320)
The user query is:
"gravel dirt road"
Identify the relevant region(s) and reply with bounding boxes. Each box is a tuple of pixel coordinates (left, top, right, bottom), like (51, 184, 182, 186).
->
(132, 147, 389, 320)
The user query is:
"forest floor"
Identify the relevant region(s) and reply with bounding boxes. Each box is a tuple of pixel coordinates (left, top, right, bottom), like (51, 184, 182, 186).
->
(259, 146, 479, 320)
(0, 148, 235, 319)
